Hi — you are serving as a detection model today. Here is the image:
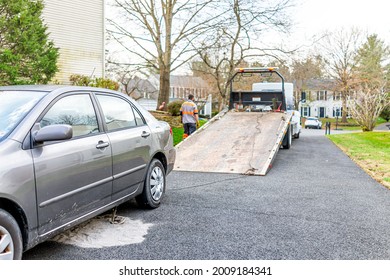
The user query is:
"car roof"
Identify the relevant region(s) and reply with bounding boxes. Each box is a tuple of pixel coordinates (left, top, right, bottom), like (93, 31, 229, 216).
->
(0, 85, 118, 93)
(0, 85, 64, 92)
(0, 85, 128, 102)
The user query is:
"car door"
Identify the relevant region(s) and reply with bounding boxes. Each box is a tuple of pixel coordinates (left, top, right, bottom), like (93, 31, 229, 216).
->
(95, 94, 151, 201)
(31, 93, 113, 235)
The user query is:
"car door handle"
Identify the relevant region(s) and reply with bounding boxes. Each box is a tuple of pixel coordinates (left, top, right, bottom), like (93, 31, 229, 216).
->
(96, 141, 110, 149)
(141, 131, 151, 138)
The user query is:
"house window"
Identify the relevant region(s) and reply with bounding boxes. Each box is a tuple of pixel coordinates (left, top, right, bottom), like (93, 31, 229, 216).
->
(334, 107, 352, 118)
(170, 87, 174, 98)
(301, 106, 310, 117)
(316, 90, 327, 100)
(333, 92, 342, 101)
(346, 107, 352, 118)
(333, 107, 341, 117)
(301, 92, 306, 102)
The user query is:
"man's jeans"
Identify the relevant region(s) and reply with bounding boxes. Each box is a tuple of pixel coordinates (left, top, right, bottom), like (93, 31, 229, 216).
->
(184, 123, 196, 136)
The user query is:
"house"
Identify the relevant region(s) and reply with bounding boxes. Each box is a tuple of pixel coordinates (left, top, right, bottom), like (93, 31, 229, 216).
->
(148, 75, 210, 100)
(41, 0, 105, 84)
(124, 77, 158, 100)
(298, 79, 351, 119)
(134, 74, 211, 110)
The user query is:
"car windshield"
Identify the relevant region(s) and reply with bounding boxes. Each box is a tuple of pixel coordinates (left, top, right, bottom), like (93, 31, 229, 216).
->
(0, 90, 46, 141)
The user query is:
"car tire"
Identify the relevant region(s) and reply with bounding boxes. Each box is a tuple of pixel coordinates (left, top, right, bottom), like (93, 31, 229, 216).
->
(0, 209, 23, 260)
(136, 159, 166, 209)
(294, 132, 300, 139)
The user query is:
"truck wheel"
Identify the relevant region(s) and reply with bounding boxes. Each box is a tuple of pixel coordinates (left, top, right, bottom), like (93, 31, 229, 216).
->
(283, 126, 292, 149)
(136, 159, 166, 209)
(0, 209, 23, 260)
(294, 132, 300, 139)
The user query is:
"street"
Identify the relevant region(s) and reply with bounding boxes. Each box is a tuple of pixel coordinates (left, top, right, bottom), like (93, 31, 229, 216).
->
(23, 129, 390, 260)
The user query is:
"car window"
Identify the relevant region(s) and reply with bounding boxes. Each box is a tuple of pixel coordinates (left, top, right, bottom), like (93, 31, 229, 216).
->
(0, 90, 46, 141)
(41, 94, 99, 137)
(96, 95, 140, 131)
(133, 106, 146, 126)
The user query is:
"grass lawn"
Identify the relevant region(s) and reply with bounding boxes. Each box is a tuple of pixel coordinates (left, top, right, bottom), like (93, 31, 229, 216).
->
(327, 132, 390, 189)
(149, 111, 208, 146)
(172, 119, 207, 146)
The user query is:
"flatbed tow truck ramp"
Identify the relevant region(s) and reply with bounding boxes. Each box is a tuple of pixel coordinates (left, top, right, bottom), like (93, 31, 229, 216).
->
(174, 67, 300, 176)
(174, 110, 291, 176)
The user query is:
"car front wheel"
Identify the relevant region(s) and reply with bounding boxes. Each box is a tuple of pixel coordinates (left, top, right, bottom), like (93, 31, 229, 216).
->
(0, 209, 23, 260)
(136, 159, 166, 209)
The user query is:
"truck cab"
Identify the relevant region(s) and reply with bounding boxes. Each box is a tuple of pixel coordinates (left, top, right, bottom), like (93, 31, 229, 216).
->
(229, 67, 301, 138)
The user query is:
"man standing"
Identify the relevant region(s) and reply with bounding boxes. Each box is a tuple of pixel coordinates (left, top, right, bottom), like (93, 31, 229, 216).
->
(180, 94, 199, 139)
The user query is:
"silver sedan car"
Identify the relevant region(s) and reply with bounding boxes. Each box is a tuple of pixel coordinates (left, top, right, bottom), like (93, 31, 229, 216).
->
(0, 85, 175, 260)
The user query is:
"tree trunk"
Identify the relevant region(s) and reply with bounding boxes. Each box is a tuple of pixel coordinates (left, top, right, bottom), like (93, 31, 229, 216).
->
(341, 93, 348, 123)
(157, 68, 170, 111)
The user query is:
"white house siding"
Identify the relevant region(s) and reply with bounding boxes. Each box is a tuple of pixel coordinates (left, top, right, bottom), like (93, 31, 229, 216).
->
(299, 92, 350, 119)
(42, 0, 104, 84)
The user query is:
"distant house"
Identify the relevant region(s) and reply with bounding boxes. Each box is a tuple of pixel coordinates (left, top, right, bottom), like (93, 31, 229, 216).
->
(124, 77, 159, 100)
(42, 0, 105, 84)
(148, 75, 210, 100)
(134, 74, 211, 111)
(298, 79, 351, 119)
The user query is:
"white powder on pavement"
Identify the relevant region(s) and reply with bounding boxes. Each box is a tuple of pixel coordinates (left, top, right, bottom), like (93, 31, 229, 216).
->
(51, 215, 153, 248)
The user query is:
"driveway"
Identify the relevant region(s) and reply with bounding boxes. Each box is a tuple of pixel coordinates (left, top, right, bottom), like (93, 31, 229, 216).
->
(375, 122, 390, 131)
(23, 128, 390, 259)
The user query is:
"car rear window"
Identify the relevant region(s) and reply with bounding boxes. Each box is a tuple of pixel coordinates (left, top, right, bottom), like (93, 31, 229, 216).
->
(0, 90, 46, 141)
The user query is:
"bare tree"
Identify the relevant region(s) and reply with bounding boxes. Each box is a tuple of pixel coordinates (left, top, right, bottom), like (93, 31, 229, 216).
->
(350, 90, 389, 131)
(321, 28, 363, 123)
(107, 0, 221, 110)
(291, 55, 324, 110)
(191, 0, 293, 110)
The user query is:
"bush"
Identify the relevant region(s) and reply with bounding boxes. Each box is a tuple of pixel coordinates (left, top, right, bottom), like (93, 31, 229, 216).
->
(91, 77, 120, 90)
(212, 111, 220, 117)
(167, 100, 184, 116)
(69, 74, 90, 86)
(380, 106, 390, 122)
(69, 74, 119, 90)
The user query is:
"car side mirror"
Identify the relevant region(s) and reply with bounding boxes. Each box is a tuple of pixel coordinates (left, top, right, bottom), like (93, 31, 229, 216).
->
(34, 124, 73, 143)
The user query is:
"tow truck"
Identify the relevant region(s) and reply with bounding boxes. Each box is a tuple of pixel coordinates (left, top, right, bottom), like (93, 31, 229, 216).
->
(174, 67, 301, 175)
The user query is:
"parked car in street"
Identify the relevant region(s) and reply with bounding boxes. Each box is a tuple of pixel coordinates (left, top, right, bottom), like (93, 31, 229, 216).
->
(0, 85, 176, 260)
(304, 117, 322, 129)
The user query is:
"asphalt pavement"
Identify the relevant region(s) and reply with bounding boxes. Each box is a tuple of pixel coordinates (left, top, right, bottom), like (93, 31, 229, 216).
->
(375, 122, 390, 131)
(23, 128, 390, 260)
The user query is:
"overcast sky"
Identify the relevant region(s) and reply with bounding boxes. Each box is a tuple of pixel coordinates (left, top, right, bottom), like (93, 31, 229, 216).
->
(106, 0, 390, 73)
(288, 0, 389, 44)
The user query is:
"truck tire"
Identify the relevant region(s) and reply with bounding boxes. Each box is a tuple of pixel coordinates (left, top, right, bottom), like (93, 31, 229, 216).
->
(282, 125, 292, 149)
(0, 209, 23, 260)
